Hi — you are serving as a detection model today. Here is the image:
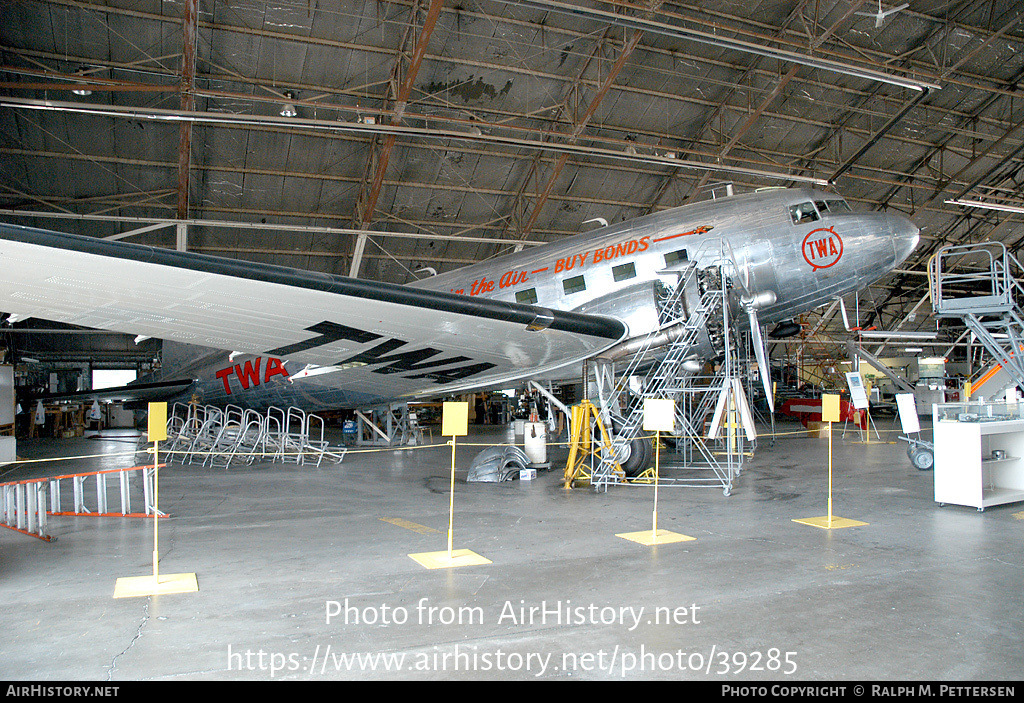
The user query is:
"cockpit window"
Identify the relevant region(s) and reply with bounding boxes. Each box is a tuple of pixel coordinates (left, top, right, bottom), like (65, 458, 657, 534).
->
(790, 202, 820, 225)
(812, 199, 852, 217)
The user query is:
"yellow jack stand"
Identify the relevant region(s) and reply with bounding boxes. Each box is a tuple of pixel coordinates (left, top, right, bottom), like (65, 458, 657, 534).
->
(115, 403, 198, 598)
(563, 399, 623, 488)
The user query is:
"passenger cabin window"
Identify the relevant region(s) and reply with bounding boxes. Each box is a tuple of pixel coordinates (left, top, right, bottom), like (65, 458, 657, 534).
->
(563, 275, 586, 295)
(516, 288, 538, 305)
(664, 249, 689, 267)
(612, 262, 637, 282)
(789, 202, 819, 224)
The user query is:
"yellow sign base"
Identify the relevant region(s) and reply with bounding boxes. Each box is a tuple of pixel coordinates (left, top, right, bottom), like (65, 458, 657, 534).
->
(792, 516, 868, 530)
(408, 549, 491, 570)
(114, 572, 199, 598)
(616, 529, 695, 546)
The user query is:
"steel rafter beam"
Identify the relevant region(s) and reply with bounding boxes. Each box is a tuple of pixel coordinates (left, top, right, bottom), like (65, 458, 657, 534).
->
(668, 1, 830, 207)
(507, 0, 939, 91)
(670, 1, 812, 206)
(505, 1, 663, 242)
(682, 64, 802, 205)
(349, 0, 444, 278)
(176, 0, 197, 227)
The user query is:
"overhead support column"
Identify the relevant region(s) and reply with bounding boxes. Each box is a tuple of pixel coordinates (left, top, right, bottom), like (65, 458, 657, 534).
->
(679, 2, 862, 205)
(830, 88, 932, 183)
(684, 65, 800, 203)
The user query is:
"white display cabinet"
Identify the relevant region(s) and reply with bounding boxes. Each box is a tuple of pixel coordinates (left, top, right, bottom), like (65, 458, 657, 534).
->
(933, 401, 1024, 511)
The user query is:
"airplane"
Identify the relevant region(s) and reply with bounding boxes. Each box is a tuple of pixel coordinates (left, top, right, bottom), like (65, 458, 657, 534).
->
(0, 185, 919, 469)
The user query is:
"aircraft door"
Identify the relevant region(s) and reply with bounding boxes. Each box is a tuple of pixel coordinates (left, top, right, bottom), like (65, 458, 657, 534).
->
(745, 216, 784, 319)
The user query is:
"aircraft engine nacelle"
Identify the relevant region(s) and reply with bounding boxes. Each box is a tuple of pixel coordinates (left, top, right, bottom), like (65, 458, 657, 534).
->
(577, 281, 715, 363)
(574, 281, 662, 339)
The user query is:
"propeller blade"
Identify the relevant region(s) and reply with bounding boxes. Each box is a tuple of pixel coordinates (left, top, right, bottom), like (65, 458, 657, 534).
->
(747, 306, 775, 413)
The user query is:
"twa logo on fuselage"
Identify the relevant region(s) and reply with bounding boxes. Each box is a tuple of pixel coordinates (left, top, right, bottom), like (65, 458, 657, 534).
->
(802, 226, 844, 271)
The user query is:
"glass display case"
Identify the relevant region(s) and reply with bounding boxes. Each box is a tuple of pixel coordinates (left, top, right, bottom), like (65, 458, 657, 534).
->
(932, 401, 1024, 511)
(934, 400, 1024, 424)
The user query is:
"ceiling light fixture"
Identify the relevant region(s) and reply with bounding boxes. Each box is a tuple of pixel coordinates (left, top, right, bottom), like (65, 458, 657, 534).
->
(858, 330, 938, 340)
(71, 67, 92, 96)
(280, 91, 297, 118)
(945, 198, 1024, 215)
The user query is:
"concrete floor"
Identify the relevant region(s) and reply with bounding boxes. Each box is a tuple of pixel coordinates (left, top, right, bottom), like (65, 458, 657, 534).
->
(1, 418, 1022, 681)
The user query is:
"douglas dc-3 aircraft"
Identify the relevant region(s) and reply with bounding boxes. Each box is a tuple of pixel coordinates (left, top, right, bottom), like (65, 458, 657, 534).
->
(0, 186, 919, 449)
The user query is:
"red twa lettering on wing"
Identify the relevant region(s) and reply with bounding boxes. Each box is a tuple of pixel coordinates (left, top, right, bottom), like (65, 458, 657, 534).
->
(216, 357, 290, 395)
(802, 226, 844, 271)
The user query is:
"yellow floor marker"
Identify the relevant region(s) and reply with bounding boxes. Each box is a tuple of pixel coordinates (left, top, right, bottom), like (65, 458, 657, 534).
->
(114, 402, 198, 598)
(618, 399, 694, 546)
(793, 394, 868, 531)
(408, 549, 492, 569)
(616, 528, 696, 546)
(114, 572, 199, 598)
(408, 402, 490, 569)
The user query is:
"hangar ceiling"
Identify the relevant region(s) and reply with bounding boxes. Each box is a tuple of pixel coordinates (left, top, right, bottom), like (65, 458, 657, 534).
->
(2, 0, 1024, 368)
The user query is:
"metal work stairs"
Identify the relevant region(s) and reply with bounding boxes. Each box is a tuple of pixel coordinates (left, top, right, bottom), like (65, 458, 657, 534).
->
(966, 358, 1021, 401)
(930, 242, 1024, 398)
(589, 254, 735, 492)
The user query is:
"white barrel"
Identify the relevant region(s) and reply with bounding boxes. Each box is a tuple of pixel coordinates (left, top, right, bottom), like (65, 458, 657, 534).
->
(524, 422, 547, 464)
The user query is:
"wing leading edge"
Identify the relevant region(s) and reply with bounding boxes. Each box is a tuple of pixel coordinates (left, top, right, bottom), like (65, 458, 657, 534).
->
(0, 223, 627, 403)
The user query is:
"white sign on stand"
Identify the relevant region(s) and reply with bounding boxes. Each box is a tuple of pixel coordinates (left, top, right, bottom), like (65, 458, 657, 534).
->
(845, 371, 870, 410)
(895, 393, 921, 434)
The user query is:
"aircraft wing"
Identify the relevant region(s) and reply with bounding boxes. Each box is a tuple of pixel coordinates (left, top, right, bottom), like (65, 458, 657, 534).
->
(25, 379, 198, 407)
(0, 223, 626, 403)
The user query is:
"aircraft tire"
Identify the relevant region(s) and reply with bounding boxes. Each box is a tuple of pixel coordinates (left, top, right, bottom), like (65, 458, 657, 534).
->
(618, 435, 653, 478)
(603, 419, 654, 478)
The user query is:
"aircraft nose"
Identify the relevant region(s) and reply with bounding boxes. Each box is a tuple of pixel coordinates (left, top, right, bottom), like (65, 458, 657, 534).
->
(889, 211, 920, 265)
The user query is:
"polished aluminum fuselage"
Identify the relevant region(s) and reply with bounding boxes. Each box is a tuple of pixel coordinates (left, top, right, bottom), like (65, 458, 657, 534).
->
(413, 187, 919, 338)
